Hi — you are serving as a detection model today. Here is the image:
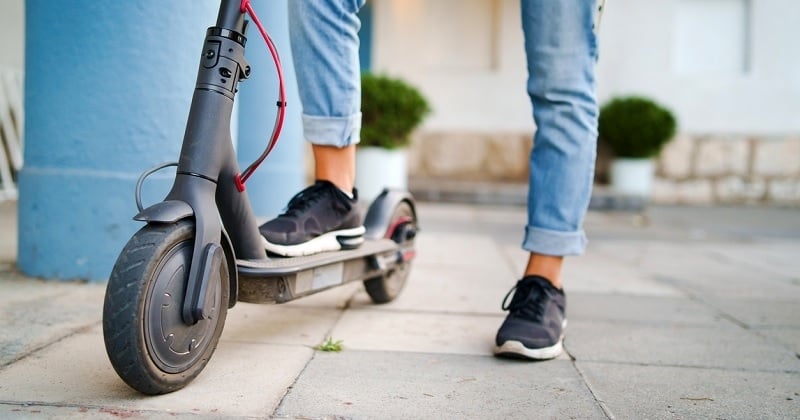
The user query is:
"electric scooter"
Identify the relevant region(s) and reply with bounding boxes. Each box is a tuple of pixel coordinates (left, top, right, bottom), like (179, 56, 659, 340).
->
(101, 0, 418, 395)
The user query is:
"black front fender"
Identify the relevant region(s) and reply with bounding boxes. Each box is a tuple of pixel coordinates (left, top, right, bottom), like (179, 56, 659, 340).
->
(132, 199, 238, 308)
(133, 200, 194, 223)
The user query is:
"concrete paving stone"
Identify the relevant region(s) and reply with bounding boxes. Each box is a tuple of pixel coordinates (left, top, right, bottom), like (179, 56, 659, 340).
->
(414, 232, 510, 271)
(0, 278, 105, 367)
(592, 239, 702, 269)
(577, 361, 800, 419)
(349, 264, 512, 316)
(707, 240, 800, 280)
(657, 270, 800, 302)
(416, 205, 482, 233)
(590, 237, 800, 292)
(706, 298, 800, 328)
(416, 203, 526, 241)
(611, 241, 800, 301)
(497, 244, 529, 278)
(586, 210, 777, 243)
(758, 328, 800, 355)
(470, 206, 529, 243)
(583, 211, 699, 242)
(642, 205, 800, 241)
(566, 319, 800, 372)
(1, 201, 797, 418)
(567, 292, 725, 326)
(416, 202, 481, 225)
(0, 271, 101, 305)
(329, 309, 507, 357)
(221, 303, 343, 347)
(563, 250, 684, 297)
(472, 204, 528, 227)
(0, 403, 225, 419)
(586, 239, 656, 267)
(0, 328, 313, 418)
(500, 242, 684, 297)
(276, 350, 607, 419)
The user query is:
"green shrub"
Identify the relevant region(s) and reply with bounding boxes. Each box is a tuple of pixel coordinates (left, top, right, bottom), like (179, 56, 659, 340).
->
(598, 96, 677, 158)
(360, 73, 431, 149)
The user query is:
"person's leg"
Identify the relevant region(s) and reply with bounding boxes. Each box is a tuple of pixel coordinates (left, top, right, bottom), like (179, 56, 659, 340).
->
(524, 254, 563, 288)
(495, 0, 600, 360)
(259, 0, 366, 257)
(291, 0, 365, 192)
(313, 144, 357, 194)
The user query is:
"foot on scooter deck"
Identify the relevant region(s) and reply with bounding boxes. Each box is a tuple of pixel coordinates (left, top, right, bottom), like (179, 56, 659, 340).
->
(236, 238, 401, 304)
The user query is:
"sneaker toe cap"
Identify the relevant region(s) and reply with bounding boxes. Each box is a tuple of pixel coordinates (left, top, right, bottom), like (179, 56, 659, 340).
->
(496, 318, 561, 348)
(259, 219, 304, 244)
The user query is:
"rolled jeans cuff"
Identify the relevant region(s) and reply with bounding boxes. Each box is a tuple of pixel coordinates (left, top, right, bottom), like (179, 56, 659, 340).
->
(302, 112, 362, 148)
(522, 225, 588, 257)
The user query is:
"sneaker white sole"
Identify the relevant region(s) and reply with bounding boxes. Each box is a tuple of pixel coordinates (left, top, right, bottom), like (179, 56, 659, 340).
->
(493, 320, 567, 360)
(262, 226, 366, 257)
(493, 339, 563, 360)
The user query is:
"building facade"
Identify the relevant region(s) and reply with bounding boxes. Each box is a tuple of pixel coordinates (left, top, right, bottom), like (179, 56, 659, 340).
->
(368, 0, 800, 205)
(3, 0, 799, 205)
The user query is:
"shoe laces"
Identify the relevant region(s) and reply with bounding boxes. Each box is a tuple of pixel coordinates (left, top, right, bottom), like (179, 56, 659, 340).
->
(501, 277, 549, 322)
(281, 181, 351, 218)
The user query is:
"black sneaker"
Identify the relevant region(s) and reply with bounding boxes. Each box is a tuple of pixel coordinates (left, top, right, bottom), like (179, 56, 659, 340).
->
(259, 180, 365, 257)
(494, 275, 566, 360)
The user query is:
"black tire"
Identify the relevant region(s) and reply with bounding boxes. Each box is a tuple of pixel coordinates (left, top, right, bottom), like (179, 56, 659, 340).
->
(364, 200, 416, 303)
(102, 220, 229, 395)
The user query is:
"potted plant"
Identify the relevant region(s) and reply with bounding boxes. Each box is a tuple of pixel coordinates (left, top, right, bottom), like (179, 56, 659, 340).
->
(356, 73, 431, 202)
(598, 95, 677, 197)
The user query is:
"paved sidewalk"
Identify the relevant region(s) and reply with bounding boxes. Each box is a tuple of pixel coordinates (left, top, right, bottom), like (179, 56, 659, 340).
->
(0, 199, 799, 419)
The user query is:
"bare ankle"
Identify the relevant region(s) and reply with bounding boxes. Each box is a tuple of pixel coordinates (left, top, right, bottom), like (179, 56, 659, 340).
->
(524, 253, 563, 289)
(312, 144, 356, 193)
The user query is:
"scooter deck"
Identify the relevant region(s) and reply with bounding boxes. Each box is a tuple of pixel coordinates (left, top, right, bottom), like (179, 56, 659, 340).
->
(236, 238, 399, 304)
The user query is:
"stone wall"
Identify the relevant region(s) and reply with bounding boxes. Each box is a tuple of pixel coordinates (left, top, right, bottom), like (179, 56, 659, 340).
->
(408, 132, 532, 182)
(655, 135, 800, 205)
(407, 131, 800, 206)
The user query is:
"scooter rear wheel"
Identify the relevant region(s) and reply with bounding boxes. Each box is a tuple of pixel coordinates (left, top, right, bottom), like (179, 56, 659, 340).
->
(364, 200, 416, 303)
(102, 220, 228, 395)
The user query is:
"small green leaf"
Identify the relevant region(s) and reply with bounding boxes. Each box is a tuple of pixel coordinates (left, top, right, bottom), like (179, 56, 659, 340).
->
(315, 337, 344, 352)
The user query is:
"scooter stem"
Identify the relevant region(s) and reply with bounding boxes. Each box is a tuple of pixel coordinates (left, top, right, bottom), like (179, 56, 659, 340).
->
(163, 0, 266, 324)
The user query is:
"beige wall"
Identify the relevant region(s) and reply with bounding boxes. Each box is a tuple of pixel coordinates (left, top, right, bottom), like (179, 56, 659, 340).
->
(6, 0, 798, 134)
(596, 0, 800, 135)
(0, 0, 24, 70)
(371, 0, 533, 133)
(372, 0, 800, 204)
(371, 0, 800, 135)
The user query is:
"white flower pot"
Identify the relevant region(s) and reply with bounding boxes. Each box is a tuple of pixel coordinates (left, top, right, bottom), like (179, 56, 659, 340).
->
(610, 157, 655, 197)
(356, 146, 408, 203)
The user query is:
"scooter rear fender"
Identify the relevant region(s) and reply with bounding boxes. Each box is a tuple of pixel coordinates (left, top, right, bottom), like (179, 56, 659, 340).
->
(364, 189, 418, 240)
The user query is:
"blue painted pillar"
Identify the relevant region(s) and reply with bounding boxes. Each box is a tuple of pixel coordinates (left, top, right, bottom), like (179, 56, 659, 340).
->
(358, 1, 374, 72)
(19, 1, 218, 281)
(237, 0, 304, 219)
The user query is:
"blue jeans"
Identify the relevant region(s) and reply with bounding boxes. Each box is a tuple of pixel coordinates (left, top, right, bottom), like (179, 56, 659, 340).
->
(288, 0, 599, 257)
(288, 0, 366, 147)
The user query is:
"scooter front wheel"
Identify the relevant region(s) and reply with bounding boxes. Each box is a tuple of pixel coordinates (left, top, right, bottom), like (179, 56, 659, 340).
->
(102, 220, 228, 395)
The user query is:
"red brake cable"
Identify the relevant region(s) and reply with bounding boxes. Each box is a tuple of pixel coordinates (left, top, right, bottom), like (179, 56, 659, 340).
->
(234, 0, 287, 192)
